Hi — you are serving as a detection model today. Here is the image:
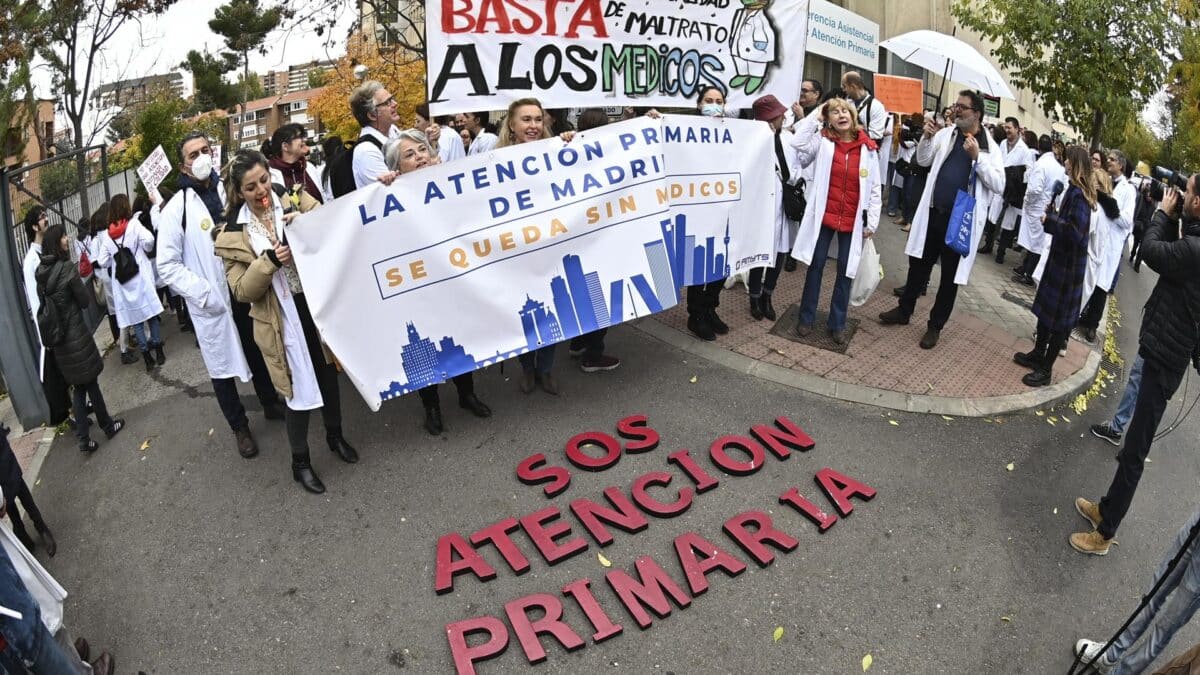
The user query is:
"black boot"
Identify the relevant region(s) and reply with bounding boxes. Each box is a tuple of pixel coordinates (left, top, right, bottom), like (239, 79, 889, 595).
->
(458, 394, 492, 418)
(977, 221, 997, 254)
(749, 295, 764, 320)
(39, 528, 57, 557)
(142, 350, 156, 372)
(326, 429, 359, 463)
(1022, 331, 1059, 387)
(154, 342, 166, 366)
(292, 461, 326, 494)
(761, 293, 777, 321)
(707, 309, 729, 335)
(687, 313, 716, 341)
(424, 403, 444, 435)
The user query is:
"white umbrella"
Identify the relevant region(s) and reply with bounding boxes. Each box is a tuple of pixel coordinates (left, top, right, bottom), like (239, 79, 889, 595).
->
(879, 29, 1016, 100)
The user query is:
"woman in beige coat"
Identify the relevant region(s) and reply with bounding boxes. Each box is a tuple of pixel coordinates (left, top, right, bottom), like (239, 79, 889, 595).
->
(214, 150, 357, 494)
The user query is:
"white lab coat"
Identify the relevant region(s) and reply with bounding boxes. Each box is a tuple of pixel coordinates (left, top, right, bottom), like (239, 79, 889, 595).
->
(95, 217, 163, 328)
(987, 138, 1036, 231)
(83, 234, 116, 317)
(236, 198, 322, 411)
(146, 209, 167, 288)
(437, 124, 466, 163)
(468, 131, 499, 156)
(854, 94, 889, 144)
(22, 244, 44, 367)
(772, 129, 802, 253)
(790, 117, 882, 281)
(1017, 152, 1067, 254)
(905, 126, 1006, 285)
(1092, 175, 1137, 292)
(730, 8, 775, 77)
(157, 184, 253, 381)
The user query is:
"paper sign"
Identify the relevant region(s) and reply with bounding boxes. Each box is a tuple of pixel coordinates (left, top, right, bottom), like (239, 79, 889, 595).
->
(874, 74, 924, 115)
(982, 94, 1000, 119)
(135, 145, 172, 194)
(211, 145, 223, 173)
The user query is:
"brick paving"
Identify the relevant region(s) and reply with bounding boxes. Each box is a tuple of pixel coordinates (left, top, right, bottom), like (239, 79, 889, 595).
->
(649, 215, 1099, 400)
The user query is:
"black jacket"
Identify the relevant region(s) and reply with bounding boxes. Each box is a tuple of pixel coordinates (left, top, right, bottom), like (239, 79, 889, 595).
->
(1137, 210, 1200, 374)
(35, 255, 104, 385)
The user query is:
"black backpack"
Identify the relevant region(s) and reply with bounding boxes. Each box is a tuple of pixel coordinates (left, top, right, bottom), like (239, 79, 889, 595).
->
(113, 231, 140, 284)
(36, 280, 64, 347)
(330, 134, 383, 198)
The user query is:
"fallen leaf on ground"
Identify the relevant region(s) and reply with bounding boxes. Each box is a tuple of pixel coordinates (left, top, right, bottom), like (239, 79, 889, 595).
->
(1006, 462, 1015, 471)
(597, 553, 612, 568)
(862, 654, 873, 671)
(1049, 416, 1058, 423)
(207, 428, 214, 437)
(139, 439, 152, 451)
(773, 626, 784, 642)
(1001, 616, 1012, 622)
(888, 420, 899, 427)
(1047, 419, 1056, 426)
(689, 376, 698, 383)
(1035, 410, 1045, 417)
(1062, 416, 1071, 423)
(941, 415, 954, 421)
(1053, 507, 1058, 514)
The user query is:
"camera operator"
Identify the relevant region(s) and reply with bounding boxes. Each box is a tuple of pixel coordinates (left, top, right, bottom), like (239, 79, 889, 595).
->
(1071, 174, 1200, 556)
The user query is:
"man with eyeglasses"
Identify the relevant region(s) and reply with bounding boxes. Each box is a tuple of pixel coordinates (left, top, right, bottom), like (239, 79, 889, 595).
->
(878, 90, 1006, 350)
(350, 81, 400, 189)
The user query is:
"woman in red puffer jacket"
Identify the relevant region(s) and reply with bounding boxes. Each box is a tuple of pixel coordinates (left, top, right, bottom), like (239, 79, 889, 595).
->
(790, 98, 882, 345)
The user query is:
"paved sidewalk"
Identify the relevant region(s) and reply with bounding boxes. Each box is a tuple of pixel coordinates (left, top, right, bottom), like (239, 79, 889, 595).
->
(641, 214, 1104, 416)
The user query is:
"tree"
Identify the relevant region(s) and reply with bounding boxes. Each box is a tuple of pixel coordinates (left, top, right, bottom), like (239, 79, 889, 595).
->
(1, 1, 50, 163)
(280, 0, 424, 67)
(952, 0, 1178, 150)
(106, 111, 135, 145)
(208, 0, 288, 117)
(39, 140, 80, 202)
(1162, 25, 1200, 170)
(133, 94, 187, 190)
(181, 49, 240, 113)
(236, 71, 266, 102)
(307, 67, 329, 89)
(309, 32, 426, 140)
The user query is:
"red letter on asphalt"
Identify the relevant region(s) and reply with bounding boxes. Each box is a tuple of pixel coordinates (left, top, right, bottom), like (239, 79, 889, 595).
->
(815, 468, 877, 517)
(779, 487, 838, 532)
(722, 510, 800, 567)
(505, 593, 585, 663)
(562, 578, 623, 642)
(673, 531, 747, 595)
(616, 414, 660, 453)
(470, 517, 531, 575)
(667, 449, 720, 493)
(520, 506, 588, 565)
(750, 416, 816, 459)
(709, 435, 767, 476)
(570, 487, 649, 546)
(605, 555, 692, 629)
(565, 431, 623, 471)
(446, 615, 508, 675)
(435, 532, 497, 594)
(630, 471, 694, 517)
(516, 453, 571, 498)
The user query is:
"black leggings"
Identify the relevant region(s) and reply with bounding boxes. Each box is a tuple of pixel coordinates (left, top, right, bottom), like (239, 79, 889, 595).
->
(285, 292, 342, 462)
(418, 374, 475, 409)
(748, 253, 787, 296)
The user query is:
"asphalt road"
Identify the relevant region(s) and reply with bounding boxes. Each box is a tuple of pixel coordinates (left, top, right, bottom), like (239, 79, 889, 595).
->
(27, 257, 1200, 674)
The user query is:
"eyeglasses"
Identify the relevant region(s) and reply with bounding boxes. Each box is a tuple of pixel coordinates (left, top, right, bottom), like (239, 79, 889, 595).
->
(952, 104, 978, 112)
(376, 96, 396, 108)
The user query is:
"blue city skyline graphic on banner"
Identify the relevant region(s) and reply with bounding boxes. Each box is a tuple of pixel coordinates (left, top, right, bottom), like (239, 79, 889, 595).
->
(379, 214, 718, 401)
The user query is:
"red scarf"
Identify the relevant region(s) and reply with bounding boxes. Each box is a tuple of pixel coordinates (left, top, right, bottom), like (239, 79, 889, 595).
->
(108, 218, 129, 240)
(268, 156, 324, 204)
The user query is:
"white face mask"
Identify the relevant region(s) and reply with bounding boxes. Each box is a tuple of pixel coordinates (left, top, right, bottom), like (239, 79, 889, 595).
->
(190, 153, 213, 180)
(701, 103, 725, 118)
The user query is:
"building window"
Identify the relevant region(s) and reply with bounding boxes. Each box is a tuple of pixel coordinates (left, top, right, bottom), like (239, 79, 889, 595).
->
(232, 115, 241, 124)
(258, 125, 266, 135)
(290, 101, 306, 111)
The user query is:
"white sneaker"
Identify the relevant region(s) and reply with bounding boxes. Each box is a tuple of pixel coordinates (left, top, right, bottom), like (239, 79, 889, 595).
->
(1073, 639, 1114, 673)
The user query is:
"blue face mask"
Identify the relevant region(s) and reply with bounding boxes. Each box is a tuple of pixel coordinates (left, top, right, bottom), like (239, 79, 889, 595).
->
(701, 103, 725, 118)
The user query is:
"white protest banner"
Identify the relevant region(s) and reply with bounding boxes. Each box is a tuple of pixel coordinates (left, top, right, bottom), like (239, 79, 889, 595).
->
(288, 117, 775, 410)
(426, 0, 810, 116)
(136, 145, 172, 194)
(659, 114, 775, 286)
(805, 0, 879, 73)
(211, 144, 223, 173)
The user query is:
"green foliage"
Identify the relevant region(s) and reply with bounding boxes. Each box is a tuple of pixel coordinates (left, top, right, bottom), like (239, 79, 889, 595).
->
(1164, 27, 1200, 171)
(209, 0, 289, 112)
(237, 72, 266, 102)
(181, 49, 239, 112)
(39, 141, 82, 203)
(134, 95, 187, 188)
(307, 67, 329, 89)
(952, 0, 1177, 148)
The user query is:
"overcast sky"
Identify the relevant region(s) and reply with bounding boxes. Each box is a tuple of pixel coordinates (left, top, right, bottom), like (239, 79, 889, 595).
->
(33, 0, 356, 135)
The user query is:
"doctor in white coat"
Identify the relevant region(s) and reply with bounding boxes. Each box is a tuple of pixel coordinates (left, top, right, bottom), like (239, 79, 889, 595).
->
(791, 98, 882, 344)
(879, 91, 1006, 349)
(157, 131, 283, 459)
(980, 117, 1036, 263)
(95, 194, 164, 372)
(1014, 136, 1066, 283)
(1076, 150, 1137, 342)
(745, 94, 800, 322)
(729, 0, 776, 96)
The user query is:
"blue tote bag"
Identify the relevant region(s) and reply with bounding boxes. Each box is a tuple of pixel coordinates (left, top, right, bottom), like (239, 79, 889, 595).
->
(944, 162, 977, 257)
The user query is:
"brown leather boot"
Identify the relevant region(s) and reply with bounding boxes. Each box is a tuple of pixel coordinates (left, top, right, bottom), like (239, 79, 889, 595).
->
(234, 426, 258, 458)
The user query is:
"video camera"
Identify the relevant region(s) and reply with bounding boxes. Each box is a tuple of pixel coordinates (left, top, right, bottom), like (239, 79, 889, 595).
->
(1147, 166, 1190, 204)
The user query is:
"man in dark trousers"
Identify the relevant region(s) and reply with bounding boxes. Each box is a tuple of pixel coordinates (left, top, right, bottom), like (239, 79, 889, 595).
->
(1072, 175, 1200, 556)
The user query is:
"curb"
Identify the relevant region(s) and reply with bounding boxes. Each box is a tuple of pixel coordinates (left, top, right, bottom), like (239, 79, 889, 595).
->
(24, 428, 58, 487)
(630, 318, 1102, 417)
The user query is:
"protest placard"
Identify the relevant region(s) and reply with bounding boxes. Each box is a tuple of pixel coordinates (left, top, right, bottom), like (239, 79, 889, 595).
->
(136, 145, 172, 194)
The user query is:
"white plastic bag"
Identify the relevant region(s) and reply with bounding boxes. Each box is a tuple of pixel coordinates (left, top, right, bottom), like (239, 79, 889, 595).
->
(849, 239, 883, 307)
(0, 521, 67, 632)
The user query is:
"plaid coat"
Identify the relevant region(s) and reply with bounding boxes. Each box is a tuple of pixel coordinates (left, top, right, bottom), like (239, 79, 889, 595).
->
(1033, 185, 1091, 332)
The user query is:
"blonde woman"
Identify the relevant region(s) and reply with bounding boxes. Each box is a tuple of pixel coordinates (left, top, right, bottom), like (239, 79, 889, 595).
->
(791, 98, 881, 344)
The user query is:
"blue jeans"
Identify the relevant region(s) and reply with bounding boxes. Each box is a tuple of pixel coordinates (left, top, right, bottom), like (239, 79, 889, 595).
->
(0, 544, 85, 673)
(1110, 354, 1144, 435)
(798, 226, 853, 331)
(132, 315, 162, 351)
(1107, 506, 1200, 674)
(518, 345, 556, 374)
(886, 177, 904, 214)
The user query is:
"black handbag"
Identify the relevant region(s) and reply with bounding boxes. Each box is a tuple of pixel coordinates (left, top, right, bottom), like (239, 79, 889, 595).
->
(776, 134, 806, 220)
